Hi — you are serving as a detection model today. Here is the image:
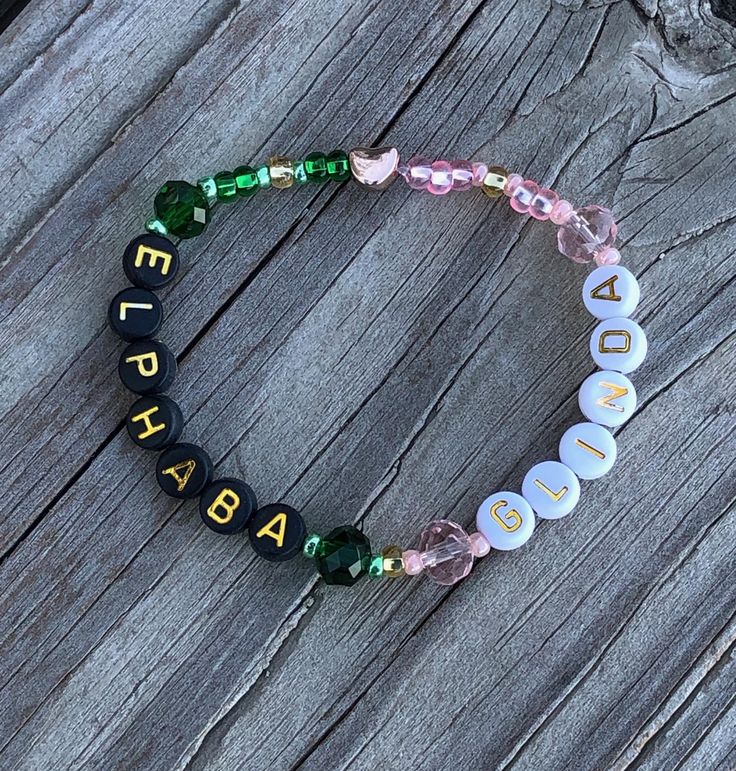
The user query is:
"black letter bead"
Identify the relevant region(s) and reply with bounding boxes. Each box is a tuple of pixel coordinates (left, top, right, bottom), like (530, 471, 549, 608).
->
(108, 287, 163, 341)
(126, 395, 183, 451)
(248, 503, 306, 562)
(199, 478, 258, 535)
(123, 233, 180, 290)
(155, 442, 213, 499)
(118, 339, 177, 395)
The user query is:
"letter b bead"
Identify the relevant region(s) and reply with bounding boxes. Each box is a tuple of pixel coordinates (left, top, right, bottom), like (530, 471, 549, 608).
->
(199, 479, 258, 535)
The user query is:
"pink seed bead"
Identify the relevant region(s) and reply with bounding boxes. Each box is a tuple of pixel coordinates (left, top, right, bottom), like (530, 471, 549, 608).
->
(471, 162, 488, 187)
(595, 247, 622, 266)
(451, 160, 474, 191)
(470, 531, 491, 558)
(505, 173, 524, 196)
(403, 549, 424, 576)
(550, 199, 574, 225)
(529, 188, 558, 221)
(510, 179, 539, 213)
(428, 160, 454, 195)
(405, 156, 433, 190)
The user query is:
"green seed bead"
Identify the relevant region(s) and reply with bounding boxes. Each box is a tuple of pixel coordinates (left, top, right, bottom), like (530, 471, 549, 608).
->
(293, 160, 308, 185)
(145, 217, 169, 237)
(197, 177, 218, 208)
(256, 165, 271, 189)
(303, 533, 322, 559)
(304, 152, 328, 182)
(214, 171, 237, 202)
(234, 165, 259, 197)
(326, 150, 350, 181)
(154, 180, 210, 239)
(368, 554, 384, 579)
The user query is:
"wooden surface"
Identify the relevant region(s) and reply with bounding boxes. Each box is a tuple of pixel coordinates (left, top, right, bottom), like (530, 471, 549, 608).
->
(0, 0, 734, 769)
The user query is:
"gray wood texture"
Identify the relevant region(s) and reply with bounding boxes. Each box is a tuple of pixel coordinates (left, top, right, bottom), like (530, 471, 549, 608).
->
(0, 0, 734, 768)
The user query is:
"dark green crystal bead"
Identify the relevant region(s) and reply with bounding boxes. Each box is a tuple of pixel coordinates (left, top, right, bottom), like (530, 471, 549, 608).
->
(304, 152, 328, 182)
(315, 525, 371, 586)
(214, 171, 237, 202)
(154, 181, 210, 239)
(326, 150, 350, 181)
(234, 165, 259, 196)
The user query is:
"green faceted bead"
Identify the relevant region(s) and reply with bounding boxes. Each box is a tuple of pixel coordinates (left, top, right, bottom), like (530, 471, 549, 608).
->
(154, 181, 210, 239)
(368, 554, 384, 579)
(304, 152, 328, 182)
(293, 160, 308, 185)
(326, 150, 350, 181)
(315, 525, 371, 586)
(234, 165, 259, 196)
(145, 217, 169, 237)
(197, 176, 218, 207)
(303, 533, 322, 559)
(256, 165, 271, 189)
(214, 171, 237, 202)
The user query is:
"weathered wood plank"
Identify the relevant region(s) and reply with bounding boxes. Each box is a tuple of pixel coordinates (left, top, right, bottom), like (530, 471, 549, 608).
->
(0, 0, 734, 769)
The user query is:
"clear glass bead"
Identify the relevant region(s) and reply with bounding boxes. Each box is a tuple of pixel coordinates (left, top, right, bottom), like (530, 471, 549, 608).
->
(557, 205, 618, 263)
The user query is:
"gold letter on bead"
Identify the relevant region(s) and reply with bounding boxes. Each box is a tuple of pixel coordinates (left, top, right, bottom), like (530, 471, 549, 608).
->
(119, 301, 154, 321)
(598, 330, 632, 354)
(125, 351, 159, 377)
(533, 479, 569, 501)
(255, 511, 287, 547)
(590, 275, 621, 302)
(161, 460, 196, 493)
(135, 244, 173, 276)
(596, 381, 629, 413)
(575, 437, 606, 459)
(130, 406, 165, 439)
(207, 488, 241, 525)
(490, 500, 522, 532)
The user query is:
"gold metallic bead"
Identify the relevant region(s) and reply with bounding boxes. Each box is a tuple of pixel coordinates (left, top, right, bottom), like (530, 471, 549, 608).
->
(381, 545, 405, 578)
(481, 165, 508, 199)
(268, 156, 294, 189)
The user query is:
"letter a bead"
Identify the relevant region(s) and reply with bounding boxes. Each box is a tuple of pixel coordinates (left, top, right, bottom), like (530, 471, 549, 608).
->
(248, 503, 306, 561)
(583, 265, 640, 320)
(521, 461, 580, 520)
(578, 370, 637, 427)
(590, 317, 647, 374)
(476, 492, 535, 551)
(559, 422, 617, 479)
(155, 442, 213, 499)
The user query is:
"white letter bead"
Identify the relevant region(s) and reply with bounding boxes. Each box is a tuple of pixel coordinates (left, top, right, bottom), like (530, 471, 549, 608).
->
(579, 370, 637, 427)
(521, 461, 580, 519)
(476, 491, 535, 551)
(590, 317, 647, 374)
(583, 265, 640, 320)
(559, 422, 617, 479)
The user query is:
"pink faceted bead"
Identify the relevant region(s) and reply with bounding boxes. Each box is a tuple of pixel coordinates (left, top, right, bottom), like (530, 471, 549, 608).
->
(529, 188, 559, 221)
(510, 179, 539, 214)
(403, 549, 424, 576)
(405, 156, 433, 190)
(428, 161, 454, 195)
(451, 160, 474, 191)
(471, 162, 488, 187)
(550, 199, 574, 225)
(504, 173, 524, 196)
(595, 247, 622, 267)
(557, 205, 618, 264)
(418, 520, 474, 585)
(470, 531, 491, 558)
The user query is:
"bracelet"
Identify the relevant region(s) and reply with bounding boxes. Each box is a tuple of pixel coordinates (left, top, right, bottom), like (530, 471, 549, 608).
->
(109, 146, 647, 587)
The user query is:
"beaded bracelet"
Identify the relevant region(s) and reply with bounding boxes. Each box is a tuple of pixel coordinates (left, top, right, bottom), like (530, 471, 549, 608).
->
(109, 147, 647, 586)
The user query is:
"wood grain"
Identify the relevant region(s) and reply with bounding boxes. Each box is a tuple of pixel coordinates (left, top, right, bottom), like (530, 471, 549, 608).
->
(0, 0, 734, 769)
